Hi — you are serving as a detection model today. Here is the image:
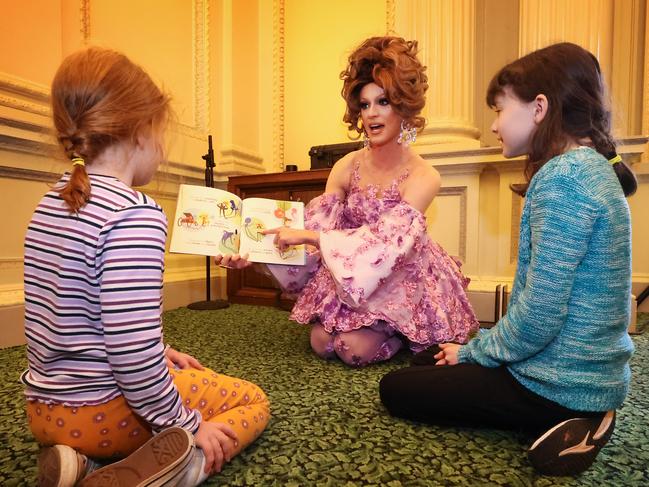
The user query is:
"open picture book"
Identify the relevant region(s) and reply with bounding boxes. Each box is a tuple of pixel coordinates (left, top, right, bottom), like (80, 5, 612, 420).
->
(169, 184, 306, 265)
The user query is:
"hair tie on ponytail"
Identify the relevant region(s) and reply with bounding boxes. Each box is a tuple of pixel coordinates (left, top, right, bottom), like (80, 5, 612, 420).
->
(608, 154, 622, 165)
(71, 157, 85, 167)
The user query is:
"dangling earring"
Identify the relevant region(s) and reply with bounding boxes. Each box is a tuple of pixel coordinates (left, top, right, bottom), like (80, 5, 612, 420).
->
(363, 129, 371, 149)
(397, 120, 417, 146)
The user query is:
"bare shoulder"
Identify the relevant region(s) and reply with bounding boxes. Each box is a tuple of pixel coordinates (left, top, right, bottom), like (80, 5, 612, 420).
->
(325, 149, 362, 196)
(402, 155, 441, 213)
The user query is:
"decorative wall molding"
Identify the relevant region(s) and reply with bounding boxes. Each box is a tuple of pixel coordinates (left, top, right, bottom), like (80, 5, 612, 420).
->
(0, 72, 51, 118)
(0, 72, 49, 102)
(0, 164, 203, 189)
(437, 185, 467, 262)
(644, 4, 649, 161)
(218, 145, 265, 175)
(0, 284, 24, 307)
(273, 0, 286, 171)
(81, 0, 91, 43)
(77, 0, 208, 141)
(386, 0, 396, 34)
(0, 136, 58, 158)
(171, 0, 210, 140)
(0, 259, 24, 307)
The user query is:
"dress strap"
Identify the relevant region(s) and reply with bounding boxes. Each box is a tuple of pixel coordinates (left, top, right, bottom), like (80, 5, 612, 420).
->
(394, 168, 410, 186)
(349, 160, 362, 191)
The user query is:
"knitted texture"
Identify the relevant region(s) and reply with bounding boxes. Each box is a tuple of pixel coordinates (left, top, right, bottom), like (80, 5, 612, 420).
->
(458, 147, 633, 412)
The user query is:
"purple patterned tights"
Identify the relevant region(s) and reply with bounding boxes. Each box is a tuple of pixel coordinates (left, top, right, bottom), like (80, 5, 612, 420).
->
(309, 323, 403, 367)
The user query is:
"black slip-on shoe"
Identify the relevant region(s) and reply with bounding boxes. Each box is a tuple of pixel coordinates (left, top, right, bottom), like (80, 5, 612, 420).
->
(410, 345, 443, 366)
(528, 410, 615, 476)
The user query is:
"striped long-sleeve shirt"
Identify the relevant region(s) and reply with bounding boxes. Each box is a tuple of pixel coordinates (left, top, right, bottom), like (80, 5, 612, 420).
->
(21, 173, 200, 433)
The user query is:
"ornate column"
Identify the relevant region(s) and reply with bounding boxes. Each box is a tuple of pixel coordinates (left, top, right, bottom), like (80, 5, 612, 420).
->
(393, 0, 481, 151)
(642, 0, 649, 162)
(518, 0, 614, 81)
(212, 0, 264, 176)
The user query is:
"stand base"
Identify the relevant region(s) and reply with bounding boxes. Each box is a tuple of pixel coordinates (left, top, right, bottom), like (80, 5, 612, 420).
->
(187, 299, 230, 310)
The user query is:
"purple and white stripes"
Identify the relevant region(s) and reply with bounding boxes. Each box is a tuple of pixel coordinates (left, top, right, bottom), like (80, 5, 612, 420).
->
(21, 173, 200, 433)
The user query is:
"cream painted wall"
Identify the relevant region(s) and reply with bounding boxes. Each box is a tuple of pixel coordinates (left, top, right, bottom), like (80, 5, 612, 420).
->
(0, 2, 62, 84)
(283, 0, 387, 169)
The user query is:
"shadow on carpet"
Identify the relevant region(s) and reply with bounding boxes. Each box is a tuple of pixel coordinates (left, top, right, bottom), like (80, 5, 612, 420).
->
(1, 306, 648, 486)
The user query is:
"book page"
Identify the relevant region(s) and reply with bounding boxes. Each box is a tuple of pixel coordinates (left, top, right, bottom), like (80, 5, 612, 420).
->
(169, 184, 242, 256)
(239, 198, 306, 265)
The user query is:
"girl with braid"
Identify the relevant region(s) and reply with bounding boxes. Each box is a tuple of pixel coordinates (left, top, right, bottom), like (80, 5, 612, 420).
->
(380, 42, 636, 477)
(22, 47, 269, 486)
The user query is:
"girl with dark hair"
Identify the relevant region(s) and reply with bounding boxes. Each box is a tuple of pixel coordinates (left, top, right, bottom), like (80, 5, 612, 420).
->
(217, 36, 479, 367)
(22, 47, 269, 486)
(380, 42, 635, 476)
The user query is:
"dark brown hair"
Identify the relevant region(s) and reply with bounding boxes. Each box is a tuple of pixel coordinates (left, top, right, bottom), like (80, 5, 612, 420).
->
(51, 47, 171, 212)
(340, 36, 428, 135)
(486, 42, 636, 196)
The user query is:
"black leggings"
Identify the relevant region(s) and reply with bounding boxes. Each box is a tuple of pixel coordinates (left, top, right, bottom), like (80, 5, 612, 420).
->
(379, 363, 603, 437)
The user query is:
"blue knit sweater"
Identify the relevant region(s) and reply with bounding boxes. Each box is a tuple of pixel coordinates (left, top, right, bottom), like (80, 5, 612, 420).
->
(458, 147, 633, 412)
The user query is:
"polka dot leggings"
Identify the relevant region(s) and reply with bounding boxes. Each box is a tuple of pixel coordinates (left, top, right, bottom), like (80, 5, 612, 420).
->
(26, 367, 270, 459)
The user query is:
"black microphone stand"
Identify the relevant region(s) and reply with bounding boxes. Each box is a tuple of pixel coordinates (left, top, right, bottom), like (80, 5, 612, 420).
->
(187, 135, 230, 310)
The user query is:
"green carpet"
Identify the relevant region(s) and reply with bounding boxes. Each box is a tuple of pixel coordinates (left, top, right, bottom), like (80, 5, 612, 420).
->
(1, 306, 648, 486)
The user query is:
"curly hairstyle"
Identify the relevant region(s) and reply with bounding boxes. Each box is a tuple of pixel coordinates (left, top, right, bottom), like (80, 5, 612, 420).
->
(51, 47, 171, 212)
(340, 36, 428, 135)
(486, 42, 636, 197)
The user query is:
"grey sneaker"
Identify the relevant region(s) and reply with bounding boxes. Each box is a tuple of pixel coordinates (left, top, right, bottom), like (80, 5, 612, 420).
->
(38, 445, 100, 487)
(528, 410, 615, 476)
(79, 427, 194, 487)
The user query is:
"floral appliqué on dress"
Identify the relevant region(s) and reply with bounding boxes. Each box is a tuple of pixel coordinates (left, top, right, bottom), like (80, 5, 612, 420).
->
(267, 162, 479, 351)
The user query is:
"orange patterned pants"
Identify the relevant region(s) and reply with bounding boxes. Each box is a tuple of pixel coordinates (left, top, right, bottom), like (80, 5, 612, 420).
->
(27, 367, 270, 459)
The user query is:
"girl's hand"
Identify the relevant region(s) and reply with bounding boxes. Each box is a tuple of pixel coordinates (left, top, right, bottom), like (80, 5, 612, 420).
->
(262, 227, 318, 251)
(214, 253, 252, 269)
(434, 343, 461, 366)
(194, 422, 239, 474)
(165, 347, 204, 370)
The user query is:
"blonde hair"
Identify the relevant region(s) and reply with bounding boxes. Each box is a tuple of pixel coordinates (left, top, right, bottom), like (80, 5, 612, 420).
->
(51, 47, 170, 211)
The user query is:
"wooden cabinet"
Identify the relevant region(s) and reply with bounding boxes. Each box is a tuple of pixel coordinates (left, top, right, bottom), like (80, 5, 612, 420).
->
(226, 169, 330, 308)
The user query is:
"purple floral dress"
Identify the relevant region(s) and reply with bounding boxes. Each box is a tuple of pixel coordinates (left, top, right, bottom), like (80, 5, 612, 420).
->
(268, 162, 479, 352)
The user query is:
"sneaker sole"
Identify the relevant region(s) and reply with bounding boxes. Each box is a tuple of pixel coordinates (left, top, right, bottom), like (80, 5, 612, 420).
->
(78, 427, 194, 487)
(528, 410, 615, 476)
(38, 445, 80, 487)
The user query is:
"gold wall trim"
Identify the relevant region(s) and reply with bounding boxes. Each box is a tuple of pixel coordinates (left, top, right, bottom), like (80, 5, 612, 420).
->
(386, 0, 396, 34)
(273, 0, 285, 170)
(0, 165, 58, 183)
(0, 73, 49, 102)
(173, 0, 210, 140)
(81, 0, 91, 44)
(0, 136, 57, 157)
(0, 164, 202, 188)
(0, 95, 49, 117)
(0, 72, 50, 117)
(438, 185, 467, 262)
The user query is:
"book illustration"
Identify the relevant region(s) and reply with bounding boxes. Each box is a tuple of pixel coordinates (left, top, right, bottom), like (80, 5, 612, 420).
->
(243, 217, 266, 242)
(216, 198, 241, 219)
(177, 210, 209, 228)
(169, 185, 305, 266)
(243, 202, 300, 260)
(220, 229, 240, 254)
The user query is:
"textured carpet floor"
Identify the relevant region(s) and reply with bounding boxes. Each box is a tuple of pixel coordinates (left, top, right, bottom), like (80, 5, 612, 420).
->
(1, 306, 647, 486)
